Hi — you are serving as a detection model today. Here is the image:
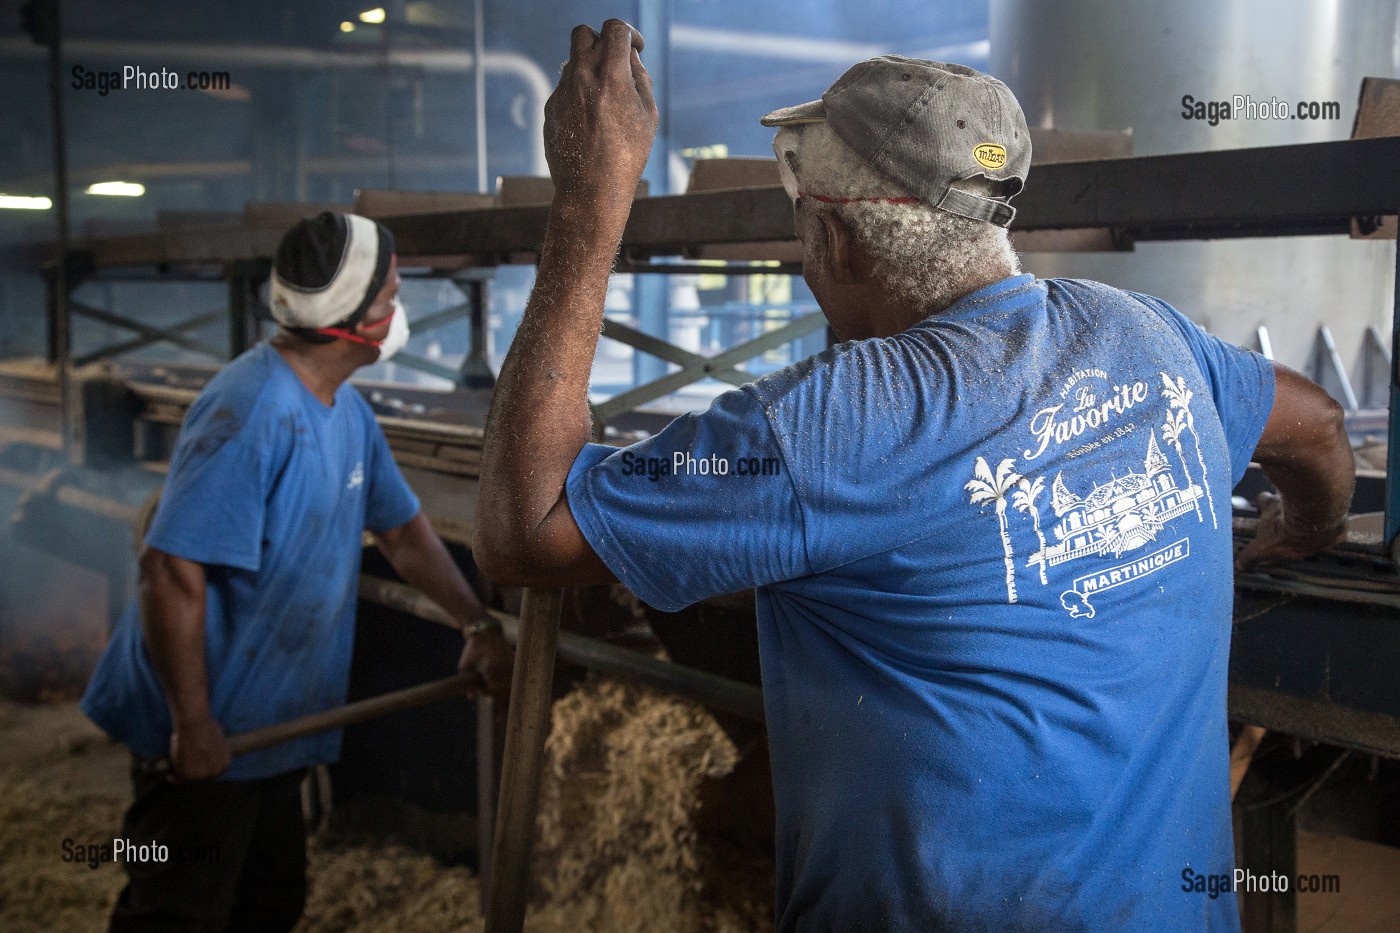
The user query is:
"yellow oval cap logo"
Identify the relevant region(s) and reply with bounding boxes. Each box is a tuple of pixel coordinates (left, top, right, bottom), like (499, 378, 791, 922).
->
(974, 143, 1007, 170)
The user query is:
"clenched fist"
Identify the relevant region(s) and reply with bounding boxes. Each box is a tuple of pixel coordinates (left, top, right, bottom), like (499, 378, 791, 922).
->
(544, 19, 659, 208)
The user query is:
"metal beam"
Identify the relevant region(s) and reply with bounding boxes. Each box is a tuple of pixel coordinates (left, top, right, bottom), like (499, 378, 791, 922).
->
(78, 136, 1400, 270)
(1014, 136, 1400, 239)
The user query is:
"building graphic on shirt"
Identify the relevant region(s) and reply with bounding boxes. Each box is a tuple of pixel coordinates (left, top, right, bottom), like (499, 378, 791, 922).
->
(969, 369, 1212, 616)
(1033, 430, 1202, 570)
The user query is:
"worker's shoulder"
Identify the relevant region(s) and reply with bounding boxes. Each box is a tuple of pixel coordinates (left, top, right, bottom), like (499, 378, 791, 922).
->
(184, 344, 301, 440)
(1042, 276, 1160, 312)
(1042, 277, 1202, 345)
(744, 337, 889, 410)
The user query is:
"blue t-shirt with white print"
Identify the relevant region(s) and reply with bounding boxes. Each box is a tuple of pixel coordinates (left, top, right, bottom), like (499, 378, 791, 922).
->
(82, 342, 420, 781)
(566, 274, 1273, 932)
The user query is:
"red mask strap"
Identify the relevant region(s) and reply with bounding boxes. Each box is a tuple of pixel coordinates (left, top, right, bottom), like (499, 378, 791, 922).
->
(314, 305, 396, 347)
(315, 327, 381, 347)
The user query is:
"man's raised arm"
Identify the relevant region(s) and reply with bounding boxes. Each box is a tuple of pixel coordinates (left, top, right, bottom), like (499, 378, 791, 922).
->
(473, 20, 656, 586)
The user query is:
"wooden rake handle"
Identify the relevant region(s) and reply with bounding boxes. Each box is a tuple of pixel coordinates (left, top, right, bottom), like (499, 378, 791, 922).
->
(484, 586, 563, 933)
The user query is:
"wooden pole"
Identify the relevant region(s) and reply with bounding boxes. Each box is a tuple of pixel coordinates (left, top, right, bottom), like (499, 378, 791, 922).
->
(484, 586, 563, 932)
(476, 695, 497, 917)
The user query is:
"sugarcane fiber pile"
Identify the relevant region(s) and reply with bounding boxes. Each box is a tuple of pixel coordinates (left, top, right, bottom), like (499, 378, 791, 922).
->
(0, 675, 774, 932)
(529, 675, 772, 933)
(300, 675, 772, 932)
(0, 699, 128, 931)
(298, 837, 481, 931)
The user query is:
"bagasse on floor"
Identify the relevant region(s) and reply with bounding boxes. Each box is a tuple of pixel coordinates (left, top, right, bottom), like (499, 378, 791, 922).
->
(0, 675, 773, 932)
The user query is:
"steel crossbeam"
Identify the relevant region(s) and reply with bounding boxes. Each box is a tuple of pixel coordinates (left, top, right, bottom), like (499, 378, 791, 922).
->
(600, 318, 751, 388)
(591, 311, 825, 424)
(70, 303, 226, 364)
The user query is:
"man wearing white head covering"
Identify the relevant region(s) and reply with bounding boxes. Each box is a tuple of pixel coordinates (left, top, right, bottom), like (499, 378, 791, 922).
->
(83, 212, 509, 932)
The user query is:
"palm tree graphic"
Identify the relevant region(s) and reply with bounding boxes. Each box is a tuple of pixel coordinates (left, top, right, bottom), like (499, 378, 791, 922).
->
(966, 457, 1023, 603)
(1160, 409, 1202, 521)
(1013, 475, 1049, 585)
(1161, 373, 1217, 528)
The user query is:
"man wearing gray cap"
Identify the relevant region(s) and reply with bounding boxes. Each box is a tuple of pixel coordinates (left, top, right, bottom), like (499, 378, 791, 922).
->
(83, 211, 509, 932)
(475, 22, 1353, 931)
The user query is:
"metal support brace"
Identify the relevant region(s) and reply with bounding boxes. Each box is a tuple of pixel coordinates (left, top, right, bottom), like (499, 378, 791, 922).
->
(457, 269, 496, 390)
(385, 352, 464, 384)
(1360, 325, 1391, 410)
(591, 310, 826, 426)
(1386, 234, 1400, 551)
(601, 317, 751, 388)
(1309, 325, 1360, 412)
(69, 301, 226, 363)
(73, 310, 226, 368)
(227, 259, 271, 358)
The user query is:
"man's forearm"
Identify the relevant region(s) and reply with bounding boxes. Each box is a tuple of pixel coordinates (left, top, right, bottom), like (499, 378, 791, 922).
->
(1259, 365, 1354, 546)
(474, 19, 656, 580)
(1262, 431, 1353, 544)
(1237, 365, 1355, 570)
(476, 194, 630, 556)
(137, 551, 214, 728)
(378, 513, 494, 628)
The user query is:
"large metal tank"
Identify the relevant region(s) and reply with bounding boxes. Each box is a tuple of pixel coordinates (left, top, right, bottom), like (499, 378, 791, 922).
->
(990, 0, 1400, 394)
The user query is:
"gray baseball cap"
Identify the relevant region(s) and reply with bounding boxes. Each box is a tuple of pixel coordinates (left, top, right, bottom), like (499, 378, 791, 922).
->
(761, 56, 1031, 228)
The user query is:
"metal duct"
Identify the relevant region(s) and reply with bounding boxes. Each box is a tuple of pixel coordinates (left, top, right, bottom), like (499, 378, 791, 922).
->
(990, 0, 1400, 392)
(0, 37, 551, 175)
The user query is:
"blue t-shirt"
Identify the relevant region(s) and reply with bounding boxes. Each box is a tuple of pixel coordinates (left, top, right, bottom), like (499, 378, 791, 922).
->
(566, 275, 1274, 932)
(82, 342, 420, 781)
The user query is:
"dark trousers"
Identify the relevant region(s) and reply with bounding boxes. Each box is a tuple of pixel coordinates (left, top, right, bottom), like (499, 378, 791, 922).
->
(109, 758, 308, 933)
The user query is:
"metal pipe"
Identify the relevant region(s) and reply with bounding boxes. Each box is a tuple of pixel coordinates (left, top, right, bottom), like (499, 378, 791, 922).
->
(668, 24, 989, 65)
(473, 0, 488, 194)
(41, 1, 73, 461)
(0, 37, 551, 176)
(1385, 238, 1400, 549)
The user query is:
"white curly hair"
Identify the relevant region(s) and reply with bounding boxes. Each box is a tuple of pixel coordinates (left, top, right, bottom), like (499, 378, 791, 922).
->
(773, 122, 1020, 314)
